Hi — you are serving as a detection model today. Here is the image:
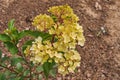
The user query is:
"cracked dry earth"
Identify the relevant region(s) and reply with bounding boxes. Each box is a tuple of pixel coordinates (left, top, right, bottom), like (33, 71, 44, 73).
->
(0, 0, 120, 80)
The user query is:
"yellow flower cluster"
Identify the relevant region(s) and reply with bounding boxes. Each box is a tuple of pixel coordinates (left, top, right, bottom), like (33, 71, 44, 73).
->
(25, 37, 57, 64)
(25, 5, 85, 76)
(48, 5, 73, 17)
(57, 50, 81, 75)
(32, 14, 54, 31)
(24, 37, 81, 75)
(49, 23, 85, 47)
(48, 5, 79, 24)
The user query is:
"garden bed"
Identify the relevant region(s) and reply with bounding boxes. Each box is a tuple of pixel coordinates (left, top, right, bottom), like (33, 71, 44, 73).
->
(0, 0, 120, 80)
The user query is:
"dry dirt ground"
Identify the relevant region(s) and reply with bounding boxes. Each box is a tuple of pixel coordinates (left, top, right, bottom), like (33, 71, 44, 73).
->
(0, 0, 120, 80)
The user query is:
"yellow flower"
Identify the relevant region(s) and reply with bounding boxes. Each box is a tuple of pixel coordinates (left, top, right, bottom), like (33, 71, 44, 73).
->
(56, 49, 81, 75)
(62, 13, 79, 24)
(53, 41, 68, 52)
(71, 50, 81, 60)
(48, 5, 79, 25)
(34, 55, 42, 63)
(25, 5, 85, 76)
(68, 66, 75, 73)
(69, 61, 73, 66)
(49, 23, 85, 47)
(64, 51, 73, 60)
(58, 65, 68, 75)
(55, 53, 63, 58)
(41, 55, 49, 64)
(74, 61, 80, 67)
(26, 37, 55, 64)
(63, 61, 69, 66)
(48, 59, 53, 63)
(32, 14, 54, 31)
(48, 5, 73, 17)
(24, 46, 31, 56)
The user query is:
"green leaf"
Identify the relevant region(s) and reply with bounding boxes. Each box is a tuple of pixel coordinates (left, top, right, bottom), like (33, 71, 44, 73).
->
(10, 29, 19, 43)
(16, 63, 23, 71)
(19, 76, 24, 80)
(30, 61, 34, 67)
(9, 74, 16, 79)
(38, 75, 43, 80)
(42, 61, 55, 78)
(19, 30, 52, 40)
(42, 34, 52, 41)
(51, 14, 57, 22)
(9, 78, 20, 80)
(18, 30, 41, 39)
(18, 30, 29, 39)
(49, 69, 56, 77)
(22, 40, 34, 52)
(29, 31, 45, 38)
(4, 42, 18, 55)
(0, 73, 6, 80)
(1, 56, 9, 63)
(11, 57, 23, 66)
(0, 34, 11, 42)
(4, 70, 11, 77)
(8, 19, 15, 30)
(1, 71, 19, 80)
(36, 65, 43, 72)
(23, 70, 30, 76)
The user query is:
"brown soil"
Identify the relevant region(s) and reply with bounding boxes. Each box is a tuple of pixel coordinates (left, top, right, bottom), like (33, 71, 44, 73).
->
(0, 0, 120, 80)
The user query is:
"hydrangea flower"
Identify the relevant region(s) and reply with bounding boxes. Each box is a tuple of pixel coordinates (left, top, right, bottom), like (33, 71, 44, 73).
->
(48, 5, 79, 24)
(32, 14, 54, 31)
(24, 5, 85, 76)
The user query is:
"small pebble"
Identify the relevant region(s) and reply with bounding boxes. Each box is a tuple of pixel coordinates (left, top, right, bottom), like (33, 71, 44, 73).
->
(87, 34, 94, 38)
(57, 77, 62, 80)
(95, 2, 102, 10)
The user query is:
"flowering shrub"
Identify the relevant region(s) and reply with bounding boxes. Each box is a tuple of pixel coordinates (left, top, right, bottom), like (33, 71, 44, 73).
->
(0, 5, 85, 79)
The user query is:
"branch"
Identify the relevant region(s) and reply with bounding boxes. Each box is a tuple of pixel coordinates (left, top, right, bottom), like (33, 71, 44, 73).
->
(0, 64, 18, 74)
(17, 50, 32, 80)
